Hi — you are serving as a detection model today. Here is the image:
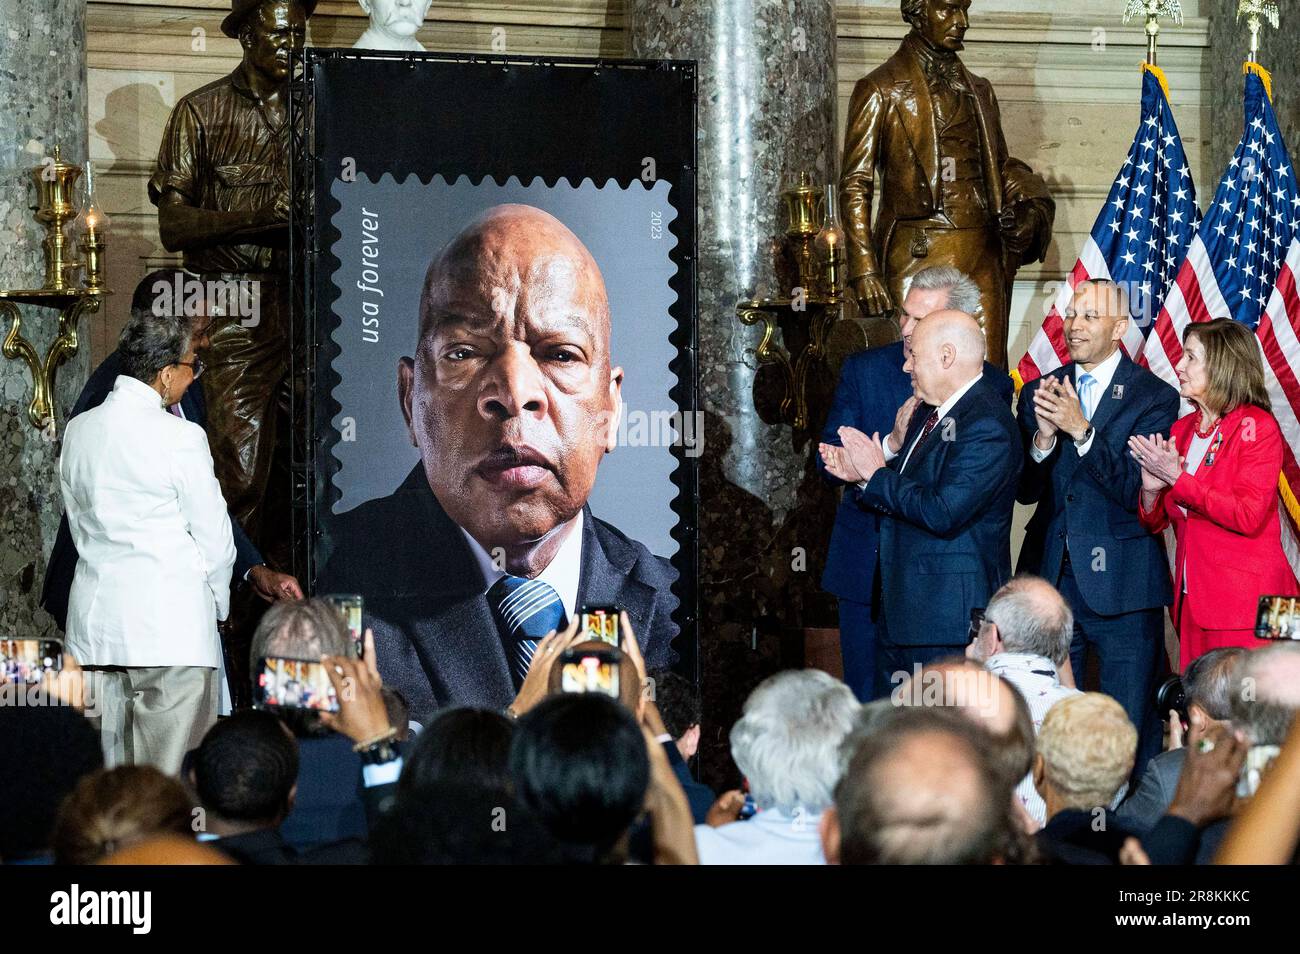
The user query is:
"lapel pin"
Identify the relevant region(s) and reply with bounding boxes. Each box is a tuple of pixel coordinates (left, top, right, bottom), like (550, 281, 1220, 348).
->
(1111, 384, 1124, 401)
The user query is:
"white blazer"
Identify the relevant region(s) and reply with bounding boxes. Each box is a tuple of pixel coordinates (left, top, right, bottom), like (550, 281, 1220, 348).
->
(60, 375, 235, 668)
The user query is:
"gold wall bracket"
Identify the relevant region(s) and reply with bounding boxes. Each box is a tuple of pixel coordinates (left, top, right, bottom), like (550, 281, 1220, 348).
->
(737, 295, 844, 432)
(1, 288, 103, 430)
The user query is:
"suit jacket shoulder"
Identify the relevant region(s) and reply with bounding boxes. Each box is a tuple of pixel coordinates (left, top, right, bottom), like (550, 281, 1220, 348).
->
(980, 361, 1015, 405)
(845, 339, 903, 371)
(319, 468, 682, 716)
(963, 375, 1020, 431)
(583, 511, 681, 670)
(840, 342, 907, 398)
(588, 512, 676, 592)
(1126, 358, 1179, 400)
(320, 468, 478, 594)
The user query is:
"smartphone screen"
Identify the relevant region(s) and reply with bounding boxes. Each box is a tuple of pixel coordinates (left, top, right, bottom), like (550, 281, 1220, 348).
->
(254, 656, 340, 713)
(323, 594, 365, 657)
(579, 605, 620, 646)
(1256, 595, 1300, 640)
(0, 639, 63, 685)
(559, 651, 621, 698)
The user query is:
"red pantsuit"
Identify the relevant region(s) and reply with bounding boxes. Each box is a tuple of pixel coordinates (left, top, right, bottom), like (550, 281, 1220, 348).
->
(1137, 404, 1298, 669)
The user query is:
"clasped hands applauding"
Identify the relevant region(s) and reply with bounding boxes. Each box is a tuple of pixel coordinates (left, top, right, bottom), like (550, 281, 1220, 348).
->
(1031, 375, 1090, 448)
(819, 394, 923, 484)
(1127, 432, 1186, 502)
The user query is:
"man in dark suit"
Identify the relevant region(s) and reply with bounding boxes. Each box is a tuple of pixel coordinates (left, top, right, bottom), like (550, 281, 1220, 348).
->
(820, 266, 1012, 700)
(39, 270, 301, 633)
(822, 310, 1021, 697)
(1016, 279, 1180, 776)
(317, 205, 677, 724)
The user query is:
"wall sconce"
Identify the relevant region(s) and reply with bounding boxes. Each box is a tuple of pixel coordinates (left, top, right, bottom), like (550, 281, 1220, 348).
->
(74, 161, 110, 295)
(1, 146, 106, 431)
(736, 175, 846, 432)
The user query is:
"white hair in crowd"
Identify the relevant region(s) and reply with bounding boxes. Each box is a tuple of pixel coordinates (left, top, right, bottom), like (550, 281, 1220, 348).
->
(985, 575, 1074, 666)
(1038, 693, 1136, 811)
(729, 669, 860, 816)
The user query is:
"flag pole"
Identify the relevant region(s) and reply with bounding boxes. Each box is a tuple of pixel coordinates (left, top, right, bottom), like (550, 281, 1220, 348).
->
(1124, 1, 1183, 68)
(1238, 1, 1280, 64)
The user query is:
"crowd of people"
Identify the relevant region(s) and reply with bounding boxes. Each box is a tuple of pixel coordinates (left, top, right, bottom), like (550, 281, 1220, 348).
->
(3, 584, 1300, 865)
(7, 246, 1300, 865)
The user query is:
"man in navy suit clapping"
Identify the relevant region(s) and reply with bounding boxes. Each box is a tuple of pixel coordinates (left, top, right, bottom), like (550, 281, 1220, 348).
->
(818, 267, 1012, 700)
(821, 311, 1021, 698)
(1016, 279, 1179, 777)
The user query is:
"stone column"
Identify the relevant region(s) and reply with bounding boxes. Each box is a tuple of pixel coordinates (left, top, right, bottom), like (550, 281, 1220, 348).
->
(0, 0, 90, 636)
(627, 0, 838, 786)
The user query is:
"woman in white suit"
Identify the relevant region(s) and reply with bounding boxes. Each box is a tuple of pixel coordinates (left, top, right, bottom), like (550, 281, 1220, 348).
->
(60, 285, 235, 773)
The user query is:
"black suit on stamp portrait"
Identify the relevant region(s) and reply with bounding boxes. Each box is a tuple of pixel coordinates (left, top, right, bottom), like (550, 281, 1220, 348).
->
(316, 465, 679, 725)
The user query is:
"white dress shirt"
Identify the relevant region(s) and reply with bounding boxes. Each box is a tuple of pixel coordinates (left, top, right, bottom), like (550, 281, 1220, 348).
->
(60, 375, 235, 668)
(694, 807, 826, 865)
(984, 652, 1081, 826)
(459, 510, 584, 622)
(1029, 347, 1123, 462)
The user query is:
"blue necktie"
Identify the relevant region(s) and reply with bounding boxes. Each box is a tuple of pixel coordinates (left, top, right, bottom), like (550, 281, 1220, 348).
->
(1077, 373, 1096, 421)
(488, 575, 567, 686)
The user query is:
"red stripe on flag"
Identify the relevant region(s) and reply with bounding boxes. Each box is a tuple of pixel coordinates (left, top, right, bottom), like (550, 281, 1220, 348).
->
(1176, 257, 1216, 326)
(1146, 261, 1215, 370)
(1259, 266, 1300, 421)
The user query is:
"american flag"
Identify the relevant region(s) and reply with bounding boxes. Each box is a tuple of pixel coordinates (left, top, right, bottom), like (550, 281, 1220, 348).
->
(1016, 65, 1199, 386)
(1138, 65, 1300, 569)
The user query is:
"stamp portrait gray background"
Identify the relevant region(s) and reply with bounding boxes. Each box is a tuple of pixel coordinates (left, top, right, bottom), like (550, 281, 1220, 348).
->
(328, 174, 681, 559)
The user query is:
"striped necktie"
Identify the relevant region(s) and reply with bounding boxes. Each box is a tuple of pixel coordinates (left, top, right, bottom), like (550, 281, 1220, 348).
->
(488, 575, 567, 686)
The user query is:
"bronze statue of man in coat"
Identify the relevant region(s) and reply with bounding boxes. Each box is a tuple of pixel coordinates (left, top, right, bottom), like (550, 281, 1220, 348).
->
(840, 0, 1055, 367)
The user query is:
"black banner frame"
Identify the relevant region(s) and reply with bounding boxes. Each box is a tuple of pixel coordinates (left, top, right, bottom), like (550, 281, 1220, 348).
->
(288, 47, 699, 681)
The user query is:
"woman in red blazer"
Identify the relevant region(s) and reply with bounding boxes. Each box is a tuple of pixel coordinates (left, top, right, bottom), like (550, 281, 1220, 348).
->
(1128, 319, 1298, 669)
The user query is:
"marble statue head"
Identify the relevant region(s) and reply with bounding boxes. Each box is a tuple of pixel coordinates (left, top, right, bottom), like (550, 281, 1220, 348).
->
(354, 0, 433, 51)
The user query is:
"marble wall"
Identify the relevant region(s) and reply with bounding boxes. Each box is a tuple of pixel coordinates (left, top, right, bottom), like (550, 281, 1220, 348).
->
(0, 0, 89, 638)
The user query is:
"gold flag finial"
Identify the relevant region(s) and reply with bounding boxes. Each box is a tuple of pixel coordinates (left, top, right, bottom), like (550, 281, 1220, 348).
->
(1123, 2, 1184, 67)
(1238, 1, 1281, 62)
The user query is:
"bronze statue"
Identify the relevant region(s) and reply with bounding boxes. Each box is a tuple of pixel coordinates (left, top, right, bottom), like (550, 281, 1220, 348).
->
(149, 0, 315, 563)
(840, 0, 1054, 367)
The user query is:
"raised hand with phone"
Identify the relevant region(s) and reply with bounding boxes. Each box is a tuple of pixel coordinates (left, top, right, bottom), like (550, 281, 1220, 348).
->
(510, 609, 698, 863)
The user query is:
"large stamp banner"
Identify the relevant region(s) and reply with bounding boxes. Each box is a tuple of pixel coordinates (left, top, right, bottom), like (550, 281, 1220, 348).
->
(292, 51, 697, 717)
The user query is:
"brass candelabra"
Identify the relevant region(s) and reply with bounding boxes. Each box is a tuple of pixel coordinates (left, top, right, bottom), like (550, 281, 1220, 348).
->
(1, 146, 108, 430)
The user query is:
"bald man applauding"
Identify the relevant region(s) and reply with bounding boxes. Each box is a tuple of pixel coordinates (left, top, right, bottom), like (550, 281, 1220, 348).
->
(821, 311, 1022, 696)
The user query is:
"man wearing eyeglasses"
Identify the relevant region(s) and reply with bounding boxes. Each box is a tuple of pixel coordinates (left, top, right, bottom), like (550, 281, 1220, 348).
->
(41, 270, 302, 639)
(965, 575, 1081, 825)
